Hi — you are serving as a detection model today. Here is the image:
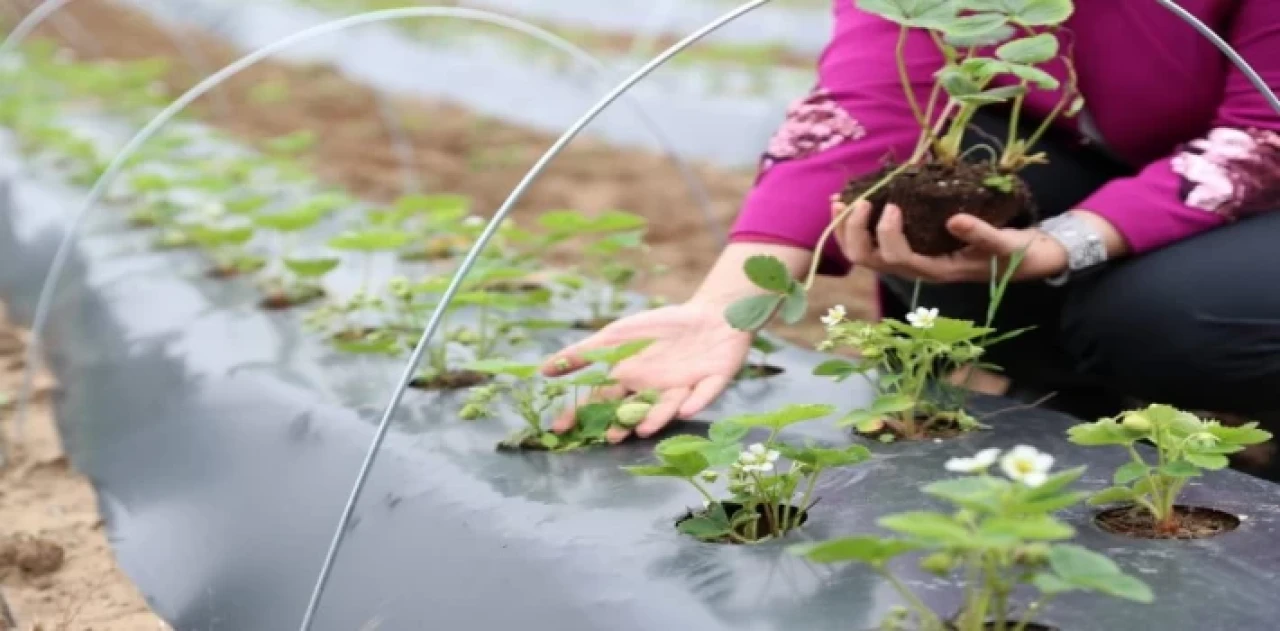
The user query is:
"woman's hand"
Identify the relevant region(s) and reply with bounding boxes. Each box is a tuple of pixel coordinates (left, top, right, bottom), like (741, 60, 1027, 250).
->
(833, 198, 1071, 282)
(540, 301, 753, 443)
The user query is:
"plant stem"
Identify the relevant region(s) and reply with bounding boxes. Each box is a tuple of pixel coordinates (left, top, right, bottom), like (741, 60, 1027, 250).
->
(802, 163, 910, 291)
(1011, 596, 1053, 631)
(895, 26, 927, 129)
(1021, 57, 1080, 154)
(1000, 88, 1027, 168)
(791, 470, 821, 531)
(879, 568, 943, 631)
(688, 479, 717, 506)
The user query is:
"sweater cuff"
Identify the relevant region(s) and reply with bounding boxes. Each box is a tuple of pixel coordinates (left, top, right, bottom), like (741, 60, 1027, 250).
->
(1074, 159, 1227, 254)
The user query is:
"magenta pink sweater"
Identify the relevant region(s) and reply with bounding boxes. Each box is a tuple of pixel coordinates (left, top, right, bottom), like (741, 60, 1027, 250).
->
(731, 0, 1280, 275)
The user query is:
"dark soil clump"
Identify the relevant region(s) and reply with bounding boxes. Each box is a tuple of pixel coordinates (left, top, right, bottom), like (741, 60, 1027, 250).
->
(1095, 505, 1240, 540)
(0, 534, 65, 577)
(410, 370, 491, 391)
(841, 161, 1034, 256)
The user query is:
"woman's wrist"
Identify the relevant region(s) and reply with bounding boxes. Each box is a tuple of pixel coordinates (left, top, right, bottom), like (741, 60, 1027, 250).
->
(688, 241, 815, 309)
(1066, 209, 1131, 259)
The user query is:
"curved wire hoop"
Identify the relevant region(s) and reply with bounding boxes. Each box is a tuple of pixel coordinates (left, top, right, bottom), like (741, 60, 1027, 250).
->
(10, 5, 719, 442)
(1154, 0, 1280, 114)
(1, 0, 232, 119)
(296, 1, 772, 628)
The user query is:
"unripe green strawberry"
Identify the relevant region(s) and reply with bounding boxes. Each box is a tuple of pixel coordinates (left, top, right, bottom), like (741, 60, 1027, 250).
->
(615, 402, 652, 428)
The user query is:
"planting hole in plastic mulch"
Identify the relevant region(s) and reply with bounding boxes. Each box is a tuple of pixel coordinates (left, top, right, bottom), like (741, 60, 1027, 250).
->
(485, 281, 546, 294)
(676, 501, 809, 545)
(205, 266, 243, 280)
(259, 288, 325, 310)
(570, 317, 616, 331)
(970, 623, 1057, 631)
(737, 363, 784, 380)
(410, 370, 492, 391)
(1094, 505, 1240, 540)
(856, 415, 967, 443)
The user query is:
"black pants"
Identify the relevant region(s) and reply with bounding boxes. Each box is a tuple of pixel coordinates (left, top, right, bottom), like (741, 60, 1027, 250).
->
(877, 110, 1280, 428)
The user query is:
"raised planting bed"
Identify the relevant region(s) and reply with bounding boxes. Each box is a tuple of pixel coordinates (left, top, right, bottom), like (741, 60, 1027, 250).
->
(119, 0, 809, 167)
(3, 11, 1280, 629)
(2, 91, 1280, 631)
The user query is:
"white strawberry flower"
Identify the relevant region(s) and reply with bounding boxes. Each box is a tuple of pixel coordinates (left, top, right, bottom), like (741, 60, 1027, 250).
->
(906, 306, 939, 329)
(944, 448, 1001, 473)
(737, 443, 781, 474)
(821, 305, 847, 327)
(1000, 445, 1054, 487)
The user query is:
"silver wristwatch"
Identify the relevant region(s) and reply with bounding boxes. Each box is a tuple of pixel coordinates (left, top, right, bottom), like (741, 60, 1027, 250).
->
(1037, 213, 1108, 286)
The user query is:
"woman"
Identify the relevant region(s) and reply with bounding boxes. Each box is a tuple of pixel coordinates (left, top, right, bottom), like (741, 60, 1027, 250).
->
(541, 0, 1280, 446)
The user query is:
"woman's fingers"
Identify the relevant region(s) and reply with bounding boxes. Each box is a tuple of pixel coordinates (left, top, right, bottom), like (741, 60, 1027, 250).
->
(633, 386, 691, 439)
(841, 200, 877, 264)
(678, 374, 732, 420)
(540, 330, 622, 376)
(874, 204, 916, 266)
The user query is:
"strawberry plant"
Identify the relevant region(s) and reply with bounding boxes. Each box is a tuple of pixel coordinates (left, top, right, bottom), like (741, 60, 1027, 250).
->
(1068, 405, 1271, 538)
(625, 404, 871, 543)
(464, 341, 656, 451)
(793, 445, 1152, 630)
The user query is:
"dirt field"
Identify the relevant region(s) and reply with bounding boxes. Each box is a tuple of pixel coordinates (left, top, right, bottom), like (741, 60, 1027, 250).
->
(7, 0, 878, 347)
(0, 308, 168, 630)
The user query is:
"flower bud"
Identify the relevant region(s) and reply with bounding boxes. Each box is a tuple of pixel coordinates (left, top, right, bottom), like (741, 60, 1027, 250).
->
(920, 552, 956, 576)
(1016, 543, 1051, 564)
(700, 470, 720, 483)
(1188, 431, 1219, 449)
(615, 402, 653, 428)
(1121, 412, 1152, 432)
(459, 403, 485, 421)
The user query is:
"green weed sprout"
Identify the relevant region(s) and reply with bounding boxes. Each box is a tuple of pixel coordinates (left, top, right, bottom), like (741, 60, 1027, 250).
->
(793, 445, 1152, 630)
(626, 404, 871, 543)
(1067, 404, 1272, 535)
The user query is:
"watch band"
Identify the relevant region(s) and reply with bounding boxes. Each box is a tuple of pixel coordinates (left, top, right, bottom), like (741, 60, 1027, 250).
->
(1037, 213, 1108, 286)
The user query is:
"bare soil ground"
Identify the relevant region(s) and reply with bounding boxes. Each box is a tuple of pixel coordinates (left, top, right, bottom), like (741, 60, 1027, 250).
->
(8, 0, 877, 347)
(0, 308, 168, 631)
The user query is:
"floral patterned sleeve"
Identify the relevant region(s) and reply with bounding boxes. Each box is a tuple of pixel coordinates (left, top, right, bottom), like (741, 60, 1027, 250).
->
(1076, 0, 1280, 254)
(728, 2, 941, 276)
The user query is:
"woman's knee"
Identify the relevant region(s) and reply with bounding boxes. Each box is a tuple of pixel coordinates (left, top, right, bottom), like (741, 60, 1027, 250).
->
(1059, 224, 1280, 413)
